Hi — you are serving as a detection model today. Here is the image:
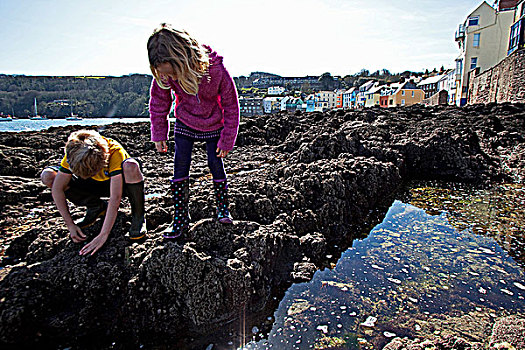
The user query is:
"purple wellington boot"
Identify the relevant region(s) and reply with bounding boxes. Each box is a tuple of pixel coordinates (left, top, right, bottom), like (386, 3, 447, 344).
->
(164, 177, 190, 240)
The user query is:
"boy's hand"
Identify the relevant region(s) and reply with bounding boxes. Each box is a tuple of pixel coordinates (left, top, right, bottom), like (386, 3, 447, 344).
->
(68, 225, 86, 243)
(79, 232, 108, 256)
(154, 141, 167, 153)
(216, 147, 229, 158)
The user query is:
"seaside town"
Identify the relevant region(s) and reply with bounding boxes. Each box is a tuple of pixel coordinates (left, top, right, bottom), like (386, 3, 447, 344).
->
(0, 1, 524, 121)
(236, 0, 525, 116)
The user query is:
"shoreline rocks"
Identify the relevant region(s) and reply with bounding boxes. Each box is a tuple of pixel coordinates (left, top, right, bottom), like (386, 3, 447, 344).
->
(0, 103, 524, 348)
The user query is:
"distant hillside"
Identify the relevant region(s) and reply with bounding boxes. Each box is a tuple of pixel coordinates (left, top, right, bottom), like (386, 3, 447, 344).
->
(0, 69, 427, 118)
(0, 74, 151, 118)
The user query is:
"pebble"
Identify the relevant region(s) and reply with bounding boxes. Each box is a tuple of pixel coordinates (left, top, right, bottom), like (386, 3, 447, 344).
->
(514, 282, 525, 290)
(501, 288, 514, 296)
(387, 277, 402, 284)
(360, 316, 377, 327)
(316, 325, 328, 334)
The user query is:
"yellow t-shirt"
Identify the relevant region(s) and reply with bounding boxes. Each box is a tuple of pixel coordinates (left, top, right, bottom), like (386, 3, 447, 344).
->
(59, 137, 130, 181)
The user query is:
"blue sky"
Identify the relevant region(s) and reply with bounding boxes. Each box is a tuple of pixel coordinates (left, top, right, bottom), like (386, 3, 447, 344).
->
(0, 0, 485, 77)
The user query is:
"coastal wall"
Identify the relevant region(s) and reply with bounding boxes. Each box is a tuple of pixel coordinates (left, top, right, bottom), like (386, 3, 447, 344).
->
(422, 90, 448, 106)
(468, 48, 525, 104)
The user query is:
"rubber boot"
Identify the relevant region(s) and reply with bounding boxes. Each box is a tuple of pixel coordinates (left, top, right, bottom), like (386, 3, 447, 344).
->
(125, 181, 147, 241)
(213, 180, 233, 224)
(163, 177, 190, 240)
(64, 187, 107, 229)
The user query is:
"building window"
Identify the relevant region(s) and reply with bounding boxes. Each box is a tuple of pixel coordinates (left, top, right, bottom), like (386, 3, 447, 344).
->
(508, 19, 523, 54)
(401, 99, 405, 106)
(456, 59, 463, 76)
(470, 57, 478, 70)
(473, 33, 480, 47)
(402, 91, 405, 96)
(412, 91, 415, 97)
(468, 16, 479, 26)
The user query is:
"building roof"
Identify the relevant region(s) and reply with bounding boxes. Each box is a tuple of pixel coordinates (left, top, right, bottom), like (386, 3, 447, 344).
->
(366, 84, 387, 94)
(359, 80, 376, 89)
(417, 75, 446, 86)
(263, 97, 283, 102)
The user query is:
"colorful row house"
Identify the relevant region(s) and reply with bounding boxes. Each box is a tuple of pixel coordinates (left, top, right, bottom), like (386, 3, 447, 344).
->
(364, 84, 386, 107)
(305, 95, 316, 112)
(239, 97, 264, 116)
(355, 80, 376, 108)
(314, 91, 337, 111)
(379, 81, 425, 107)
(262, 97, 282, 114)
(280, 96, 304, 111)
(342, 87, 357, 109)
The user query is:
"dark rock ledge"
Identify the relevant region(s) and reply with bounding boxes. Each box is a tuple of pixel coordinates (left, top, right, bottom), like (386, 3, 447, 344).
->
(0, 103, 524, 349)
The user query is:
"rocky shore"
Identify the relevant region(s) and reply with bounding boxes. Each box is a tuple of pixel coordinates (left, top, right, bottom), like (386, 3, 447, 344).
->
(0, 103, 524, 349)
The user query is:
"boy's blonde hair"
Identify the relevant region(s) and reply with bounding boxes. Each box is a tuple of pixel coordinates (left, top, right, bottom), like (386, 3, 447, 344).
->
(65, 130, 109, 178)
(147, 23, 209, 95)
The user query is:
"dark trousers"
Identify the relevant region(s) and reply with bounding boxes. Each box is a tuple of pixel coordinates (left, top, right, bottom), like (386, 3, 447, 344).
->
(173, 135, 226, 180)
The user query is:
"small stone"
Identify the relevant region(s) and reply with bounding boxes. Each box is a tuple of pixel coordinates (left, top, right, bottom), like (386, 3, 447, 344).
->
(360, 316, 377, 327)
(316, 325, 328, 334)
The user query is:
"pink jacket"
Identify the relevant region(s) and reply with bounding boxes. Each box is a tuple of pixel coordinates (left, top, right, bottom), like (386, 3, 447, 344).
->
(148, 46, 240, 151)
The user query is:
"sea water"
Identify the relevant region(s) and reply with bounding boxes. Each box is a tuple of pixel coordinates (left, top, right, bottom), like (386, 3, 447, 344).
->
(238, 183, 525, 349)
(0, 118, 150, 133)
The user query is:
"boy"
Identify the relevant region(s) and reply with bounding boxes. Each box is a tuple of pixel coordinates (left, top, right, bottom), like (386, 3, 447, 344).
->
(41, 129, 146, 255)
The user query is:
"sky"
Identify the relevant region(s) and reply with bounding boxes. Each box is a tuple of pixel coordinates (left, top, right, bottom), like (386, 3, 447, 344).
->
(0, 0, 487, 78)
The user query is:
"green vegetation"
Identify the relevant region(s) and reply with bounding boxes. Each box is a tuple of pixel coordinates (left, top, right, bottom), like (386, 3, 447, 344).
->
(0, 74, 151, 118)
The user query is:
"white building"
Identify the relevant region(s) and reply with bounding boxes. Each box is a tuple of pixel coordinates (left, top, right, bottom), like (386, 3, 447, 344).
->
(444, 69, 457, 105)
(342, 87, 356, 109)
(356, 80, 376, 108)
(454, 1, 517, 106)
(262, 97, 283, 114)
(417, 74, 447, 99)
(315, 91, 337, 110)
(280, 96, 291, 111)
(268, 86, 285, 95)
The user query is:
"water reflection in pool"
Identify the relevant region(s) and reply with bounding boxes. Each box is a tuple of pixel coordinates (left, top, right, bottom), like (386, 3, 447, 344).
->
(242, 199, 525, 349)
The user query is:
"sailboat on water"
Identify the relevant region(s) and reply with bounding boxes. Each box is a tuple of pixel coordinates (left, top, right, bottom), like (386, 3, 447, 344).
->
(29, 98, 48, 120)
(66, 100, 82, 121)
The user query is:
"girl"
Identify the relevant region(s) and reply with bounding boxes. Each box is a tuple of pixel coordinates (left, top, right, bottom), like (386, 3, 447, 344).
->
(147, 23, 240, 239)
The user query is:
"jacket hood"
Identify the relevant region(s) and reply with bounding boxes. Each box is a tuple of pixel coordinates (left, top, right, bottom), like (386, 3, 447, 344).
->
(204, 45, 223, 66)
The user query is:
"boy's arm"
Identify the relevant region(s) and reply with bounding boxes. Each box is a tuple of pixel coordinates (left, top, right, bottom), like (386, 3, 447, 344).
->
(80, 174, 123, 256)
(51, 171, 86, 243)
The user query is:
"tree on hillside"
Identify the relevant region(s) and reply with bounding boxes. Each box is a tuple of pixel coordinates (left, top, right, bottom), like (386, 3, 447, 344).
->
(357, 69, 370, 77)
(318, 72, 334, 90)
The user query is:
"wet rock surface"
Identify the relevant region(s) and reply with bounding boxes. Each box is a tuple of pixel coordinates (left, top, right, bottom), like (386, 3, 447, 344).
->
(0, 103, 524, 348)
(383, 315, 525, 350)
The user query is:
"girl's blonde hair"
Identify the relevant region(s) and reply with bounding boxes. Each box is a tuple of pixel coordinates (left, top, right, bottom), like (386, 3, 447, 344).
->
(65, 130, 109, 178)
(147, 23, 209, 95)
